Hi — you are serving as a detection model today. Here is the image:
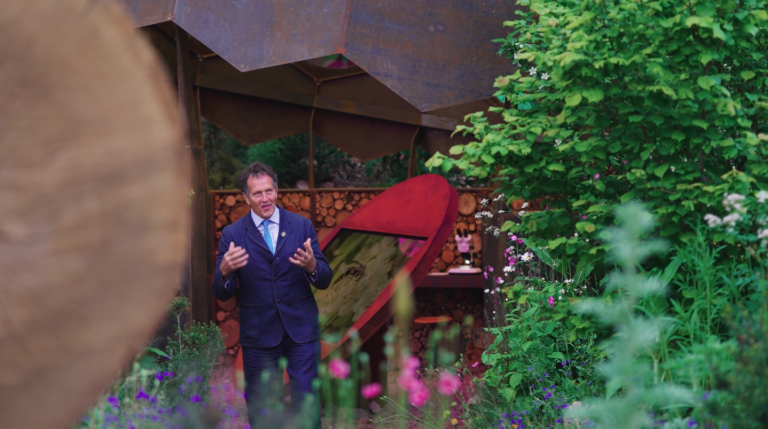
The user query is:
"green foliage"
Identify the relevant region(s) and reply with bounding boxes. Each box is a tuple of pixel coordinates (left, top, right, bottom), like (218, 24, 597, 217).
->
(79, 296, 225, 428)
(703, 290, 768, 429)
(482, 273, 603, 404)
(429, 0, 768, 271)
(568, 203, 697, 428)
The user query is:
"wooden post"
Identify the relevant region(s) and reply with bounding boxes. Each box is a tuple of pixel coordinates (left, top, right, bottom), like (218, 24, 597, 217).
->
(176, 26, 211, 323)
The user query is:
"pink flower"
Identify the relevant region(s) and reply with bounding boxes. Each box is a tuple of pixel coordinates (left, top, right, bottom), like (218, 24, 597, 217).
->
(361, 383, 382, 399)
(437, 372, 462, 395)
(509, 258, 517, 266)
(483, 272, 488, 279)
(401, 356, 421, 371)
(409, 382, 430, 406)
(510, 235, 518, 241)
(488, 266, 494, 272)
(582, 215, 587, 219)
(496, 277, 504, 284)
(328, 359, 350, 379)
(471, 361, 480, 368)
(518, 239, 523, 244)
(397, 372, 418, 391)
(547, 296, 555, 308)
(594, 174, 600, 179)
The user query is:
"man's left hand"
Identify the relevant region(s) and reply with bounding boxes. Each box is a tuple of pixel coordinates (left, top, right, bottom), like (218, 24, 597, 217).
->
(290, 238, 317, 273)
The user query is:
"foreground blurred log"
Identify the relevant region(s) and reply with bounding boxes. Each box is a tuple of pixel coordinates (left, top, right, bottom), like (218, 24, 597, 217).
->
(0, 1, 187, 428)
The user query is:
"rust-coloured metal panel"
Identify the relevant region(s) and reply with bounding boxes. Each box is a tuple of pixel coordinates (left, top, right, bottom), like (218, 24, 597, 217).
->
(343, 0, 518, 111)
(200, 88, 311, 145)
(173, 0, 348, 72)
(293, 60, 364, 81)
(119, 0, 176, 27)
(197, 57, 317, 105)
(126, 0, 520, 112)
(318, 73, 420, 114)
(312, 110, 415, 161)
(420, 127, 473, 156)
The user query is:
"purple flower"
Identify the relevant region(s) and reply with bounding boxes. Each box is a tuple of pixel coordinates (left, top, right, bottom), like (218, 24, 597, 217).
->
(135, 390, 150, 401)
(189, 394, 201, 403)
(107, 396, 119, 409)
(688, 419, 697, 428)
(155, 373, 164, 382)
(544, 392, 553, 400)
(163, 371, 174, 378)
(195, 375, 203, 383)
(702, 391, 711, 400)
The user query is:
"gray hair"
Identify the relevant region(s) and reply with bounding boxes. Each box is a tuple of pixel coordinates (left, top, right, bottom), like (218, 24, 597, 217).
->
(239, 162, 278, 194)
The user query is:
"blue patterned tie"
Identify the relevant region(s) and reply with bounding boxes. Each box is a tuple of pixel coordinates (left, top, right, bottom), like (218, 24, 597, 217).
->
(261, 219, 274, 255)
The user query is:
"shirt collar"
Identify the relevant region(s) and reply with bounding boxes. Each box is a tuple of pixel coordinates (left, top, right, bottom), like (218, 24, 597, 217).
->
(251, 205, 280, 227)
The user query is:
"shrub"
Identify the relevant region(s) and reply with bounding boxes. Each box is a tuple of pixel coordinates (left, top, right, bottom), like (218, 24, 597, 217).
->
(427, 0, 768, 272)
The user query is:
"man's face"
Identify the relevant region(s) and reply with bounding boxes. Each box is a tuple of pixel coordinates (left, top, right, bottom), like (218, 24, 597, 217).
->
(244, 174, 277, 219)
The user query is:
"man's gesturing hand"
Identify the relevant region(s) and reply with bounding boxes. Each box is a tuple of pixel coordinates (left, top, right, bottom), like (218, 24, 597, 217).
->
(290, 238, 317, 273)
(221, 241, 248, 279)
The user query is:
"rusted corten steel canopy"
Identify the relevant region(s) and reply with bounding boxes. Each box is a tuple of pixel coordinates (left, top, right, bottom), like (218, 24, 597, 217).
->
(121, 0, 520, 112)
(139, 22, 505, 162)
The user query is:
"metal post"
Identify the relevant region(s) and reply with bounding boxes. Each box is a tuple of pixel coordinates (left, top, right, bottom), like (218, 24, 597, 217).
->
(176, 26, 211, 323)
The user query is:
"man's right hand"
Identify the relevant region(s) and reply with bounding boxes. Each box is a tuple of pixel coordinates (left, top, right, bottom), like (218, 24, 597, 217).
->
(221, 241, 248, 279)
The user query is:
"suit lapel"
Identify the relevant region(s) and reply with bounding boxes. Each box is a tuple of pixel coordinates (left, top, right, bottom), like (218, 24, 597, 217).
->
(244, 209, 270, 253)
(274, 207, 292, 256)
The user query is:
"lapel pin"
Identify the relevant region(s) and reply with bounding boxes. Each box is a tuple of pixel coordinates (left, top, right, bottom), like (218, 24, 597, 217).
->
(281, 232, 286, 237)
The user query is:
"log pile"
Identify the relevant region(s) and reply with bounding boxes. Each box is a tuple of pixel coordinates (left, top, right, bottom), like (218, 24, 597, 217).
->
(410, 288, 485, 366)
(211, 188, 489, 360)
(429, 191, 489, 272)
(314, 190, 379, 242)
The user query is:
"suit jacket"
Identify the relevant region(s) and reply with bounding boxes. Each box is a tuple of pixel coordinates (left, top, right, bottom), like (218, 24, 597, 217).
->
(212, 206, 332, 348)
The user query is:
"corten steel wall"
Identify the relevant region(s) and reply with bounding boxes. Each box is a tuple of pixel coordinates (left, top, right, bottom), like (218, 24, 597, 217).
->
(210, 187, 491, 364)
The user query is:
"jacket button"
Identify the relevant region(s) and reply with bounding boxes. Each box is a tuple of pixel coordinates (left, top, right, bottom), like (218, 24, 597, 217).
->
(274, 277, 278, 281)
(277, 299, 282, 304)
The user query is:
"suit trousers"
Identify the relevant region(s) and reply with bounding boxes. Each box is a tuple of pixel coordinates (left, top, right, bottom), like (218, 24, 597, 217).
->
(242, 332, 320, 429)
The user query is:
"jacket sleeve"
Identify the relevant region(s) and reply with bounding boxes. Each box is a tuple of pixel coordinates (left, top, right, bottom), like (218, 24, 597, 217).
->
(212, 226, 238, 301)
(306, 219, 333, 290)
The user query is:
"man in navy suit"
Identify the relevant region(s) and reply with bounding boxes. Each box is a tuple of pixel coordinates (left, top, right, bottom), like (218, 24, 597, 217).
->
(211, 162, 332, 427)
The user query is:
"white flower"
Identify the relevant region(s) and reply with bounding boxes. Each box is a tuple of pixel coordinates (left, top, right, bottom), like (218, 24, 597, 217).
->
(514, 53, 518, 60)
(573, 233, 578, 237)
(757, 190, 768, 203)
(503, 266, 513, 273)
(480, 198, 489, 207)
(541, 72, 549, 80)
(521, 202, 529, 209)
(520, 252, 534, 262)
(758, 229, 768, 239)
(555, 139, 562, 147)
(559, 288, 565, 294)
(563, 279, 574, 284)
(528, 67, 537, 76)
(518, 210, 527, 216)
(722, 213, 741, 226)
(670, 166, 675, 172)
(484, 289, 490, 293)
(493, 193, 506, 202)
(723, 193, 746, 213)
(704, 214, 722, 227)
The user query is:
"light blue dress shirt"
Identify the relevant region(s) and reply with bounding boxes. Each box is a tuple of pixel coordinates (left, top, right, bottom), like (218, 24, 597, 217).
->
(252, 206, 280, 250)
